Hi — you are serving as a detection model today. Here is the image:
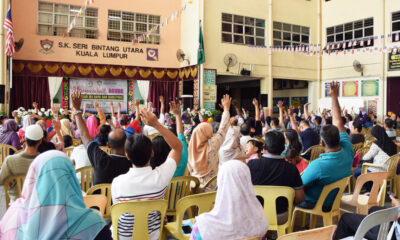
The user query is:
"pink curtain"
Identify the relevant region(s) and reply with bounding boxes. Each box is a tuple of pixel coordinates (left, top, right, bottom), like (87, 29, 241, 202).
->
(148, 81, 179, 114)
(11, 76, 51, 113)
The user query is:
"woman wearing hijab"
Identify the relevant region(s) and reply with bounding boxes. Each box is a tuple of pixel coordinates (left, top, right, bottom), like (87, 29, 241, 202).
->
(87, 115, 100, 139)
(18, 115, 34, 143)
(218, 126, 243, 165)
(0, 119, 21, 151)
(0, 150, 111, 239)
(188, 95, 231, 191)
(354, 125, 397, 191)
(190, 161, 269, 240)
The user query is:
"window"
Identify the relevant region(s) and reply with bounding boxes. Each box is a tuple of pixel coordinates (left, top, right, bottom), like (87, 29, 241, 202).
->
(392, 11, 400, 42)
(221, 13, 265, 46)
(273, 21, 310, 47)
(107, 10, 160, 44)
(326, 17, 374, 51)
(38, 2, 98, 39)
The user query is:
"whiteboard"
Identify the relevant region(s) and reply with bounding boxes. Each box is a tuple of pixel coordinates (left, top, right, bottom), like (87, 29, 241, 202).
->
(318, 98, 364, 112)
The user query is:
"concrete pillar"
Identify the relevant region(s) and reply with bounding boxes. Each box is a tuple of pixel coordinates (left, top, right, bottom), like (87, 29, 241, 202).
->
(0, 0, 7, 113)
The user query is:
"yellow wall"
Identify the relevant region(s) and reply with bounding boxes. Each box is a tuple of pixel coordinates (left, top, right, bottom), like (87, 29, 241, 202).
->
(321, 0, 400, 118)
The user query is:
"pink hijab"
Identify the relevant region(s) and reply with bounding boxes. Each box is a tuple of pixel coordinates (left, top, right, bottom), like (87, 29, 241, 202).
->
(86, 116, 99, 138)
(194, 160, 268, 240)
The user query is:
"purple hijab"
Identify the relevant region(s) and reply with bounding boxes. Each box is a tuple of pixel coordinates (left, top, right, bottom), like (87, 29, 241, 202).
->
(0, 119, 18, 144)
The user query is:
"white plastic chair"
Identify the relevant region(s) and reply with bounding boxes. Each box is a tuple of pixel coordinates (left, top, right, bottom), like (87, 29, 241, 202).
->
(353, 206, 400, 240)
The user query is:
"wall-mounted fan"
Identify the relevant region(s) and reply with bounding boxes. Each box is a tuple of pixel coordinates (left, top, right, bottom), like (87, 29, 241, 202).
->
(224, 53, 237, 72)
(353, 60, 364, 76)
(176, 49, 190, 65)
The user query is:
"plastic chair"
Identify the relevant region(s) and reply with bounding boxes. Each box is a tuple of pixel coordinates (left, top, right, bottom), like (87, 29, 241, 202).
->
(0, 144, 17, 168)
(72, 138, 82, 146)
(361, 154, 400, 195)
(301, 145, 325, 162)
(111, 199, 168, 240)
(240, 237, 261, 240)
(254, 186, 295, 237)
(83, 195, 107, 218)
(291, 176, 350, 229)
(353, 206, 400, 240)
(64, 147, 74, 158)
(164, 192, 216, 240)
(353, 142, 364, 155)
(100, 146, 111, 154)
(3, 175, 25, 209)
(165, 176, 200, 220)
(199, 175, 217, 191)
(341, 172, 390, 215)
(75, 166, 93, 192)
(87, 183, 112, 220)
(277, 225, 337, 240)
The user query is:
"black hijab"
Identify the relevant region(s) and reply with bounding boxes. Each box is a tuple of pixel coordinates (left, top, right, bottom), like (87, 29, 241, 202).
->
(371, 125, 397, 156)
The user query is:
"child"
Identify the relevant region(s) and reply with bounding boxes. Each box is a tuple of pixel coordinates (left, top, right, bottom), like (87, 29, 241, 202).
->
(245, 138, 264, 163)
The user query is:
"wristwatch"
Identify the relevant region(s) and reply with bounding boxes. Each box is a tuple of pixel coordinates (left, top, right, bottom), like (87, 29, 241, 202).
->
(72, 110, 82, 115)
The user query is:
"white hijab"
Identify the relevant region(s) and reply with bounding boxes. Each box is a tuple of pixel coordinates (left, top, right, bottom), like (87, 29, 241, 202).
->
(195, 160, 269, 240)
(22, 115, 34, 131)
(218, 127, 242, 165)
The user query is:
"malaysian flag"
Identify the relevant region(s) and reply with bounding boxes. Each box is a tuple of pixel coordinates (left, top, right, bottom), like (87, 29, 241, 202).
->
(3, 7, 15, 57)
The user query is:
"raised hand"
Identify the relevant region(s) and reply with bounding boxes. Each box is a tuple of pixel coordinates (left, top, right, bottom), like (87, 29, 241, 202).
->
(170, 102, 181, 116)
(109, 101, 113, 107)
(52, 119, 61, 132)
(93, 100, 100, 109)
(288, 107, 295, 116)
(221, 94, 232, 112)
(135, 99, 140, 106)
(140, 108, 160, 127)
(32, 102, 38, 109)
(329, 81, 340, 98)
(305, 103, 311, 108)
(252, 98, 259, 107)
(277, 101, 283, 109)
(71, 90, 82, 111)
(159, 96, 164, 103)
(232, 99, 239, 108)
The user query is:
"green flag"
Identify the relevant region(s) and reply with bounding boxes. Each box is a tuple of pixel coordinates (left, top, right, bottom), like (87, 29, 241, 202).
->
(197, 25, 205, 65)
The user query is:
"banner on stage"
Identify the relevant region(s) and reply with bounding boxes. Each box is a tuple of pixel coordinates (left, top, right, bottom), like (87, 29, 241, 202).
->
(70, 78, 128, 113)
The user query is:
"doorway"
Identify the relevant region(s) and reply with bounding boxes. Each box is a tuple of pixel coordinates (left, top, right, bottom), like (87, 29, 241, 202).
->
(387, 77, 400, 114)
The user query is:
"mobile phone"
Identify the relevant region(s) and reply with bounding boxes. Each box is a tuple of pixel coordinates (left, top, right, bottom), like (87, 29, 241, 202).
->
(388, 191, 396, 197)
(182, 225, 192, 234)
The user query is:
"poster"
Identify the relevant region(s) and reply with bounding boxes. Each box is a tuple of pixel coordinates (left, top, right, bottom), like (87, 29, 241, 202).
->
(366, 99, 378, 115)
(70, 78, 128, 113)
(203, 69, 217, 111)
(325, 83, 331, 97)
(291, 97, 308, 108)
(273, 97, 290, 113)
(389, 52, 400, 71)
(361, 80, 379, 96)
(342, 81, 359, 97)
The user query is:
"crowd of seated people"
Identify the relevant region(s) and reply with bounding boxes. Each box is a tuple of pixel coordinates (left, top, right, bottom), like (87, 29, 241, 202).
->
(0, 81, 399, 239)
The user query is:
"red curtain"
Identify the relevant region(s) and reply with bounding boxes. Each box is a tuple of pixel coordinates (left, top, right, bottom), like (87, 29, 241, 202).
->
(11, 76, 51, 112)
(148, 81, 179, 114)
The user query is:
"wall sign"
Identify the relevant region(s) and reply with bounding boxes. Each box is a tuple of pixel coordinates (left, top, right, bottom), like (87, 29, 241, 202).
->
(46, 40, 150, 60)
(69, 78, 128, 113)
(203, 69, 217, 111)
(389, 52, 400, 71)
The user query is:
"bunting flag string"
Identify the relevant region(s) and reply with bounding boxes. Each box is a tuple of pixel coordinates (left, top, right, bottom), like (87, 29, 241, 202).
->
(249, 32, 400, 56)
(132, 1, 193, 44)
(62, 0, 94, 37)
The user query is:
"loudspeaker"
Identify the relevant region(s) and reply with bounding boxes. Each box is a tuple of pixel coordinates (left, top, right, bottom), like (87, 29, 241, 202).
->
(240, 69, 251, 76)
(259, 94, 268, 107)
(0, 85, 5, 104)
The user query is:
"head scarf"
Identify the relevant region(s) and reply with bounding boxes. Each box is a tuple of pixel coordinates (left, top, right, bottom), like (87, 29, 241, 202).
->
(86, 116, 99, 139)
(0, 150, 105, 239)
(188, 123, 213, 174)
(218, 127, 242, 165)
(195, 161, 269, 240)
(0, 119, 18, 144)
(22, 115, 34, 131)
(60, 119, 72, 137)
(372, 125, 397, 156)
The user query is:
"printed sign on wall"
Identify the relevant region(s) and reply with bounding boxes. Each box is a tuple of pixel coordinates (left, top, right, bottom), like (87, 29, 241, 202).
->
(70, 78, 128, 113)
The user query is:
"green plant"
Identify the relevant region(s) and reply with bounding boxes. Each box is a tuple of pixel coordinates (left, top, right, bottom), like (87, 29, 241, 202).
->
(53, 98, 60, 104)
(139, 99, 145, 104)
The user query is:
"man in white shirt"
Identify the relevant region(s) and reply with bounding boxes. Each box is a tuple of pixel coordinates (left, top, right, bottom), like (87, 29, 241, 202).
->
(111, 107, 182, 240)
(240, 122, 252, 154)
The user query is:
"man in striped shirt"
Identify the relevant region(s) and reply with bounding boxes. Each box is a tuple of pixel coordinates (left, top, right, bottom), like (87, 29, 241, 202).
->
(111, 107, 182, 240)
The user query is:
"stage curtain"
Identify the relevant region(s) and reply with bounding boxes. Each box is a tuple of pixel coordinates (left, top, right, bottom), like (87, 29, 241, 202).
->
(48, 77, 63, 105)
(11, 76, 51, 112)
(148, 81, 179, 114)
(137, 80, 149, 104)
